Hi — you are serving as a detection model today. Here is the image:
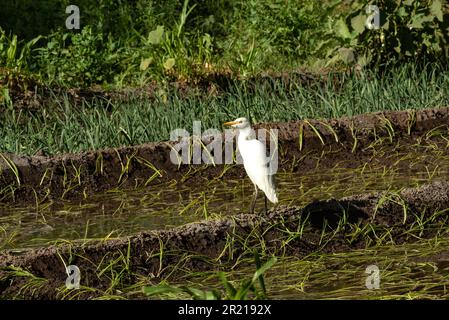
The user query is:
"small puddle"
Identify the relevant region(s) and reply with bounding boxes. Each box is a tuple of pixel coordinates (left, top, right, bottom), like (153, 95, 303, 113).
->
(1, 146, 449, 249)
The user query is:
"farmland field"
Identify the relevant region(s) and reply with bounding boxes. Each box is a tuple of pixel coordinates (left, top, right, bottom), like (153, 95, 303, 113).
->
(1, 0, 449, 301)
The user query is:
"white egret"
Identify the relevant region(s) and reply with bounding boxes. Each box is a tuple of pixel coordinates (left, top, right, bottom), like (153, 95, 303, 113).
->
(224, 117, 278, 214)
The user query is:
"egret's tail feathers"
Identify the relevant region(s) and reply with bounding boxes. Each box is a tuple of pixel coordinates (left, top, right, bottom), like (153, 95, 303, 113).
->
(261, 173, 278, 204)
(264, 189, 278, 204)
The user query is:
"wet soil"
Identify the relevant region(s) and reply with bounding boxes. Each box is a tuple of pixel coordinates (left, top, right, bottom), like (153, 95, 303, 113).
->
(0, 106, 448, 299)
(1, 106, 448, 204)
(0, 180, 448, 299)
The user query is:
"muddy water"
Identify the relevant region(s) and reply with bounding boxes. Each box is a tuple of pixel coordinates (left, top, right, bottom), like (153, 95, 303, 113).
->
(1, 148, 449, 249)
(178, 236, 449, 299)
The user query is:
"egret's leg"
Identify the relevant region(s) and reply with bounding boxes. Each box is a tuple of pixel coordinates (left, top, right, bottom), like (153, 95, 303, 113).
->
(264, 195, 268, 214)
(250, 184, 258, 214)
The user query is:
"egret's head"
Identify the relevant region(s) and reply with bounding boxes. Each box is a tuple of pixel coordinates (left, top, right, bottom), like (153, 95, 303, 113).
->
(223, 117, 250, 129)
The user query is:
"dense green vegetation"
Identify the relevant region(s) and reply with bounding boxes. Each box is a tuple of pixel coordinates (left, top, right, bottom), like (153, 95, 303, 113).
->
(0, 0, 338, 89)
(0, 0, 448, 90)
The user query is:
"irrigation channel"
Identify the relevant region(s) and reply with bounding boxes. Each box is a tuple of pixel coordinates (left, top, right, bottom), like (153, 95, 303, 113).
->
(1, 107, 449, 299)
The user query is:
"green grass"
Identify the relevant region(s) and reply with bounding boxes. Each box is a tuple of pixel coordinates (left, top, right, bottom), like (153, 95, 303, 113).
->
(1, 63, 448, 156)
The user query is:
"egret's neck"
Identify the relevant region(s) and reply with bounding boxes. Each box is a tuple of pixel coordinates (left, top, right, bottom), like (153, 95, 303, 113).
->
(238, 126, 252, 142)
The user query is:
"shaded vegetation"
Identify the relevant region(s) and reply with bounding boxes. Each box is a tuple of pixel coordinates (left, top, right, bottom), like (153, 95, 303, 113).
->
(0, 0, 448, 90)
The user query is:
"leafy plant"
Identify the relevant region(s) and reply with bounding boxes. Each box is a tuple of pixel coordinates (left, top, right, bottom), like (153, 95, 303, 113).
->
(35, 26, 120, 87)
(0, 28, 41, 90)
(332, 0, 449, 68)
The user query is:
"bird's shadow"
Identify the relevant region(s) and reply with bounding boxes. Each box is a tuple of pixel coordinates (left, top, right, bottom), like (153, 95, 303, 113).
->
(301, 199, 369, 230)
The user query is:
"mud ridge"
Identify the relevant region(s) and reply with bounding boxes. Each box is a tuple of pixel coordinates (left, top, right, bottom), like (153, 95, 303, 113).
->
(1, 180, 448, 299)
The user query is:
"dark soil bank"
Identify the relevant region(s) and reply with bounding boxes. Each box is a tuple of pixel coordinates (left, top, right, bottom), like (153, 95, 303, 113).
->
(3, 71, 339, 112)
(1, 107, 448, 203)
(1, 180, 448, 299)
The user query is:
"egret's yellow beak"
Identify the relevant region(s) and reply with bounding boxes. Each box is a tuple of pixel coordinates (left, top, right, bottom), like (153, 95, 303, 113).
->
(223, 121, 239, 126)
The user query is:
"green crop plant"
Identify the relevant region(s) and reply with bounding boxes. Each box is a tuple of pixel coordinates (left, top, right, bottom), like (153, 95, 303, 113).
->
(116, 150, 137, 185)
(406, 110, 417, 135)
(298, 123, 304, 151)
(304, 120, 325, 146)
(142, 252, 276, 300)
(136, 157, 163, 186)
(0, 266, 48, 298)
(0, 154, 20, 186)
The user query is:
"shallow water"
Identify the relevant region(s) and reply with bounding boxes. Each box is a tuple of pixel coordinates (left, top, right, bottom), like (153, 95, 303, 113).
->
(1, 145, 449, 249)
(177, 235, 449, 299)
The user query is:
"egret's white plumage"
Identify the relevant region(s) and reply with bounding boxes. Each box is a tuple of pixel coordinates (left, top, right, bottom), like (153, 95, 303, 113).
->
(224, 117, 278, 214)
